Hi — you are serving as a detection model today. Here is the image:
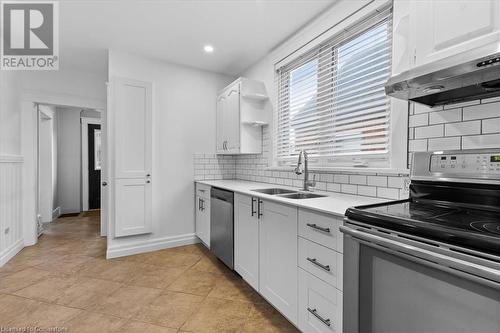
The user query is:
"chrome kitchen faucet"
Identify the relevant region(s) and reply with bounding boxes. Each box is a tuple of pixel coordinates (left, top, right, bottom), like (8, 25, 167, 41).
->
(294, 150, 316, 191)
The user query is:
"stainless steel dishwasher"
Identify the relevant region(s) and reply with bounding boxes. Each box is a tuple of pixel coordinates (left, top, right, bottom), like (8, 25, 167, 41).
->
(210, 187, 234, 269)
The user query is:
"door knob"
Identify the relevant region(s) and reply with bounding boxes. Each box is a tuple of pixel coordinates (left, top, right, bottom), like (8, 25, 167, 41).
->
(102, 182, 108, 186)
(146, 174, 151, 177)
(146, 180, 151, 184)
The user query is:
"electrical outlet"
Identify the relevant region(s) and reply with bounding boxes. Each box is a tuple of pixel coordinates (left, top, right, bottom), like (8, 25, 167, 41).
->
(403, 177, 411, 192)
(400, 177, 411, 199)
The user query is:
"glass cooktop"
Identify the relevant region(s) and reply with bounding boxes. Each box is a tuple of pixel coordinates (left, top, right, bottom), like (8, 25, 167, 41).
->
(346, 200, 500, 255)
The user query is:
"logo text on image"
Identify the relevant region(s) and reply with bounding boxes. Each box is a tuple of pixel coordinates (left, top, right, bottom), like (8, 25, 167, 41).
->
(1, 1, 59, 70)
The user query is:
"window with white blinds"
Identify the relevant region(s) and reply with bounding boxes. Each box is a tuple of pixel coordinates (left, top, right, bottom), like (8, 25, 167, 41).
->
(276, 8, 393, 166)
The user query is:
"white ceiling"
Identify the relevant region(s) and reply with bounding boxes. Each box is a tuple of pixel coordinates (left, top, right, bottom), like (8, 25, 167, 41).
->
(59, 0, 336, 75)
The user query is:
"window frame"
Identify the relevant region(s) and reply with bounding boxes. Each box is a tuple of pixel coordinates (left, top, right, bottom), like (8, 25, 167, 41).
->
(271, 4, 407, 171)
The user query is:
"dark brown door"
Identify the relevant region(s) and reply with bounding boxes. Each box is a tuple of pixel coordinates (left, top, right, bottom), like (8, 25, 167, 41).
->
(88, 124, 101, 209)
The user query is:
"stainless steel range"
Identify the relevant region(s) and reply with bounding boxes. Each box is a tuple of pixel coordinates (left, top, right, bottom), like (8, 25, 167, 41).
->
(341, 149, 500, 333)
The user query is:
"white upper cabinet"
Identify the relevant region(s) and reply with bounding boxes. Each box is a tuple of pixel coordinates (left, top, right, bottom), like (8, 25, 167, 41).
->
(216, 77, 268, 155)
(410, 0, 500, 67)
(224, 85, 241, 153)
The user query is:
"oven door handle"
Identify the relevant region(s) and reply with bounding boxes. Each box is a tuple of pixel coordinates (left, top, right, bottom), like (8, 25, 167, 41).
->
(339, 225, 500, 286)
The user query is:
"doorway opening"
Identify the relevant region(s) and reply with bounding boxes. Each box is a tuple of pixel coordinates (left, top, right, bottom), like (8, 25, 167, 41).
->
(82, 118, 102, 212)
(36, 104, 102, 236)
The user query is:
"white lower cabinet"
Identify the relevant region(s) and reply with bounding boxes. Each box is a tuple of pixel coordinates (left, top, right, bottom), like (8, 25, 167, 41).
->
(234, 194, 259, 290)
(230, 192, 346, 331)
(298, 237, 343, 290)
(259, 200, 298, 324)
(195, 184, 210, 247)
(233, 194, 299, 326)
(298, 268, 342, 333)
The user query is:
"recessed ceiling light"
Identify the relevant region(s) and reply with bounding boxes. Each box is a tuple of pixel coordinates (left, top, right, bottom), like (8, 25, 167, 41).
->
(204, 45, 214, 53)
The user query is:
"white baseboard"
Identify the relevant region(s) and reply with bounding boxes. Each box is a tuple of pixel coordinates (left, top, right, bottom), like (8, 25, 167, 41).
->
(52, 207, 61, 220)
(106, 233, 200, 259)
(0, 239, 24, 267)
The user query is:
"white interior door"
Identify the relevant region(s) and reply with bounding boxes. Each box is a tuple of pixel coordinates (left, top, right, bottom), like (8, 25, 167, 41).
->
(111, 77, 153, 237)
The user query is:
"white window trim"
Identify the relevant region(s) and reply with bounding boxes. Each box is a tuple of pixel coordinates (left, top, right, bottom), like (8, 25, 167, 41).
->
(268, 0, 408, 173)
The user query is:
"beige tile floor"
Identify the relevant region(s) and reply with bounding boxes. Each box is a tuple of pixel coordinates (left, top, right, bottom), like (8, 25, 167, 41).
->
(0, 212, 299, 333)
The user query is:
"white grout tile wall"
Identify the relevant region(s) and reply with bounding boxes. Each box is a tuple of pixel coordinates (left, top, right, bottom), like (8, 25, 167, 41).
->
(193, 153, 236, 181)
(193, 126, 410, 199)
(408, 98, 500, 165)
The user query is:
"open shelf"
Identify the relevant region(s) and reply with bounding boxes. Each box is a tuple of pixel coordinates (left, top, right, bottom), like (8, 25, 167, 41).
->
(242, 93, 269, 101)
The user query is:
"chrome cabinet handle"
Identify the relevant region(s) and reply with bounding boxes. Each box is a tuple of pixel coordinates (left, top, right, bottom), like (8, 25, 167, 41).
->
(200, 199, 205, 211)
(251, 197, 256, 217)
(307, 257, 331, 272)
(306, 223, 330, 233)
(146, 174, 151, 177)
(102, 181, 108, 186)
(146, 180, 151, 184)
(198, 198, 202, 211)
(257, 199, 263, 219)
(307, 308, 331, 327)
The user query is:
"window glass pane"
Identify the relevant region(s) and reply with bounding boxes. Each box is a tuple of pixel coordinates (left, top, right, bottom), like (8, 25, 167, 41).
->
(289, 59, 318, 154)
(275, 7, 392, 165)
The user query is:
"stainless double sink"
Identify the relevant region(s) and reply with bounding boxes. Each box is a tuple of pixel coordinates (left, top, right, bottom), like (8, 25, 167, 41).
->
(251, 188, 327, 199)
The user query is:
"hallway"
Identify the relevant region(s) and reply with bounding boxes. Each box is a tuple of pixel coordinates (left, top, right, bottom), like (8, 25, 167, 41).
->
(0, 213, 297, 333)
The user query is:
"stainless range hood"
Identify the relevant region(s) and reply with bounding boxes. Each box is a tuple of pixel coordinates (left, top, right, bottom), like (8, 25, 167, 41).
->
(385, 44, 500, 107)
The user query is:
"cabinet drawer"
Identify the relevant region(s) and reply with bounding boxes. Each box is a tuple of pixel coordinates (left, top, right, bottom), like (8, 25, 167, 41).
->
(298, 209, 343, 252)
(298, 268, 342, 333)
(298, 237, 342, 290)
(195, 183, 211, 199)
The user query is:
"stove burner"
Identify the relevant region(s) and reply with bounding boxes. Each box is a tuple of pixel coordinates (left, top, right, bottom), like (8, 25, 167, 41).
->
(470, 221, 500, 235)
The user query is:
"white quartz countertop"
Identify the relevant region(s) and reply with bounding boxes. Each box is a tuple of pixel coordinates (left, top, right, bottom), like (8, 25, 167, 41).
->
(196, 179, 388, 217)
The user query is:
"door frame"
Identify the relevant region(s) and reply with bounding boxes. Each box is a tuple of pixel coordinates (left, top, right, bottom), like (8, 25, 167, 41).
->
(21, 91, 105, 247)
(81, 117, 102, 212)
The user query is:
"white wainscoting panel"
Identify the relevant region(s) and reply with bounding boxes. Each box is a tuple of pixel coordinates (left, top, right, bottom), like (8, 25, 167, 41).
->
(0, 155, 24, 267)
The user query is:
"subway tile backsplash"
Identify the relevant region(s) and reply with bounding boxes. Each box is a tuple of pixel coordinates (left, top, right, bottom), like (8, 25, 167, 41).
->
(193, 154, 236, 181)
(409, 98, 500, 155)
(195, 98, 500, 201)
(194, 152, 410, 199)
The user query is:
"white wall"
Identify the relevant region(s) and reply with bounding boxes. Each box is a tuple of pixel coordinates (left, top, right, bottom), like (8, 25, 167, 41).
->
(57, 107, 81, 214)
(107, 50, 234, 255)
(19, 69, 106, 108)
(0, 71, 24, 266)
(0, 71, 22, 155)
(38, 105, 58, 223)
